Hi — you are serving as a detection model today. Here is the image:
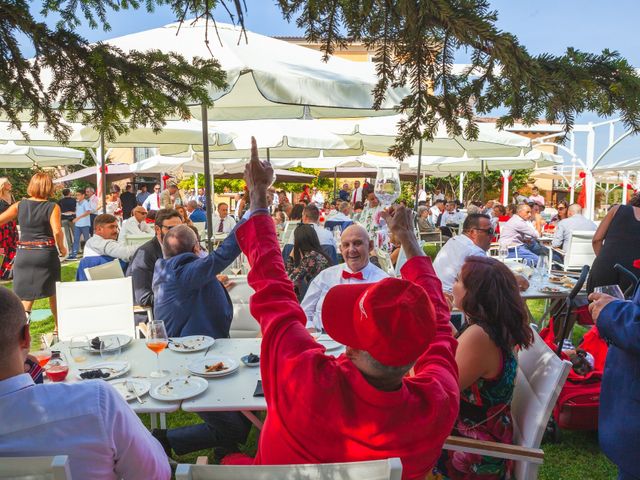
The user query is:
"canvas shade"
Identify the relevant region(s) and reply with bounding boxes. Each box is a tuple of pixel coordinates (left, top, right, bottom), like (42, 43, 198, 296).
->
(53, 164, 135, 183)
(0, 142, 84, 168)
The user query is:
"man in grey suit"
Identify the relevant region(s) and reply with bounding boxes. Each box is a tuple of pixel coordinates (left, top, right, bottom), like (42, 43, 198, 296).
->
(552, 203, 597, 251)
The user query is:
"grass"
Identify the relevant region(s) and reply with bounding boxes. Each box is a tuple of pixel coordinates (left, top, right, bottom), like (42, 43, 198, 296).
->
(7, 259, 617, 478)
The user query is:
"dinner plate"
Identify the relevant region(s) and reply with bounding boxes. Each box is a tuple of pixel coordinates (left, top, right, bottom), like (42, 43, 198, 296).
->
(539, 286, 569, 294)
(82, 334, 132, 353)
(110, 379, 151, 402)
(187, 356, 240, 377)
(150, 376, 209, 401)
(76, 361, 130, 381)
(316, 335, 343, 351)
(168, 335, 215, 353)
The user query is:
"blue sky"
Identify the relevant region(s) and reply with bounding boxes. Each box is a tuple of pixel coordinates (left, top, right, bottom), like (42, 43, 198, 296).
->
(27, 0, 640, 166)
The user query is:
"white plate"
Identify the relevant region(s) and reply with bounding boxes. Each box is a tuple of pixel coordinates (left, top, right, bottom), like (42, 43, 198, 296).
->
(168, 335, 215, 353)
(110, 379, 151, 402)
(83, 334, 132, 353)
(187, 356, 240, 377)
(150, 376, 208, 401)
(316, 335, 343, 351)
(76, 361, 130, 381)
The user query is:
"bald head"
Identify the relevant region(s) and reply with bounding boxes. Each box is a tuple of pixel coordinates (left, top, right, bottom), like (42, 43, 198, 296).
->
(0, 287, 29, 366)
(340, 225, 372, 272)
(162, 225, 199, 258)
(567, 204, 582, 216)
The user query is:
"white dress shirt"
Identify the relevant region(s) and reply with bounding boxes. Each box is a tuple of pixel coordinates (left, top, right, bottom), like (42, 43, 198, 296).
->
(0, 374, 170, 480)
(433, 234, 487, 292)
(118, 216, 152, 242)
(142, 193, 162, 211)
(351, 187, 363, 203)
(430, 206, 443, 225)
(302, 262, 389, 331)
(441, 210, 464, 226)
(286, 223, 336, 247)
(326, 212, 351, 223)
(211, 215, 237, 234)
(311, 192, 325, 208)
(499, 214, 540, 248)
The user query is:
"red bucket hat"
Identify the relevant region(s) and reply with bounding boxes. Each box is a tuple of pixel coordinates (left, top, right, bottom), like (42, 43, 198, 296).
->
(322, 277, 437, 367)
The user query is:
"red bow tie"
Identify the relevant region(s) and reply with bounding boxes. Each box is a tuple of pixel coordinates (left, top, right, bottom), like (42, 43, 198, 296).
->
(342, 270, 364, 280)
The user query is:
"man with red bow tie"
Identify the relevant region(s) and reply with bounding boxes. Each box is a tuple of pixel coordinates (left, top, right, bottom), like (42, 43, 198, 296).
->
(301, 223, 388, 332)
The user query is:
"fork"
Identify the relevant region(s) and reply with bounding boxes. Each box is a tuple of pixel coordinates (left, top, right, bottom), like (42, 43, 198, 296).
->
(126, 381, 144, 404)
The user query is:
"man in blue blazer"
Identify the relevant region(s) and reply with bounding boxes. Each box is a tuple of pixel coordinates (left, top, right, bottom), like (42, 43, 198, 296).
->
(590, 285, 640, 480)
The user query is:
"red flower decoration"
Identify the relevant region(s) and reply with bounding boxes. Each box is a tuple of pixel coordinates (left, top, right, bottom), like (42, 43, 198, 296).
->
(579, 171, 586, 179)
(633, 259, 640, 269)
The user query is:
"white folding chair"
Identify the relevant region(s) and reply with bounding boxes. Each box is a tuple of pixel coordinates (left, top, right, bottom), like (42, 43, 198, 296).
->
(175, 457, 402, 480)
(419, 229, 443, 248)
(442, 326, 571, 480)
(193, 222, 207, 235)
(0, 455, 72, 479)
(84, 259, 125, 280)
(56, 277, 136, 341)
(227, 276, 260, 338)
(550, 230, 596, 272)
(125, 233, 154, 247)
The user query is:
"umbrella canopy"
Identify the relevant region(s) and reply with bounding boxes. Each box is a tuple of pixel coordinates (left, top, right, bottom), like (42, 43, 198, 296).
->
(0, 142, 84, 168)
(53, 164, 135, 183)
(318, 166, 417, 182)
(213, 169, 314, 183)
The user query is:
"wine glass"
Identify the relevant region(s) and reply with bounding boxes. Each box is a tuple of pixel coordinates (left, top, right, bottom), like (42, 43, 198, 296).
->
(45, 352, 69, 383)
(70, 335, 89, 364)
(100, 336, 121, 363)
(31, 348, 52, 368)
(594, 285, 625, 300)
(374, 167, 401, 207)
(498, 246, 509, 263)
(147, 320, 170, 378)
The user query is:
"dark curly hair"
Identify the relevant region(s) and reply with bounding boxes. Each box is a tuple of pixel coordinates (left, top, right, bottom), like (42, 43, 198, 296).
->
(459, 256, 533, 351)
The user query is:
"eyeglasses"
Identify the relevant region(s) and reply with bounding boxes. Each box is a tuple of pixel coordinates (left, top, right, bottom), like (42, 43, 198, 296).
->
(557, 206, 566, 210)
(473, 227, 494, 236)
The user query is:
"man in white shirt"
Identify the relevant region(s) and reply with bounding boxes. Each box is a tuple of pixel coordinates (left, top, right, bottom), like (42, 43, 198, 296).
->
(551, 203, 597, 256)
(432, 188, 445, 202)
(302, 224, 388, 331)
(351, 180, 364, 204)
(499, 203, 542, 264)
(440, 201, 465, 226)
(286, 204, 336, 247)
(430, 199, 445, 225)
(85, 187, 99, 234)
(311, 187, 325, 208)
(118, 206, 152, 242)
(211, 202, 237, 234)
(143, 184, 163, 211)
(326, 201, 352, 222)
(418, 188, 428, 203)
(84, 214, 139, 262)
(0, 287, 170, 480)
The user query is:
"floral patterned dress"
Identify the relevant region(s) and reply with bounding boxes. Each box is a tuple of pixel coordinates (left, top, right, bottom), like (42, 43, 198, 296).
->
(435, 335, 518, 480)
(0, 198, 17, 279)
(285, 250, 330, 301)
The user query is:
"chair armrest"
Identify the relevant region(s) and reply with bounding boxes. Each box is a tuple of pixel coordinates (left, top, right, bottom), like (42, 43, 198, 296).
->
(443, 436, 544, 464)
(196, 456, 209, 465)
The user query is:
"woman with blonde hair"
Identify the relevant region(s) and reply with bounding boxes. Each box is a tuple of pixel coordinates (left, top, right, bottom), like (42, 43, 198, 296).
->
(0, 173, 66, 326)
(0, 177, 18, 279)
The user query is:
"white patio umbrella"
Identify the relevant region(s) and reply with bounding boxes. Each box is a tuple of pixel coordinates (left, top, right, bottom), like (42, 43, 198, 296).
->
(0, 142, 84, 168)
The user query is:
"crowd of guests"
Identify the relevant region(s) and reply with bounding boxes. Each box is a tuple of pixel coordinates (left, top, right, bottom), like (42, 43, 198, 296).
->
(2, 164, 640, 479)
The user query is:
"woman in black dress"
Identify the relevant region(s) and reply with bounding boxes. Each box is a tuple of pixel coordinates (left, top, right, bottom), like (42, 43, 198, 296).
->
(587, 194, 640, 293)
(0, 177, 18, 279)
(0, 173, 67, 327)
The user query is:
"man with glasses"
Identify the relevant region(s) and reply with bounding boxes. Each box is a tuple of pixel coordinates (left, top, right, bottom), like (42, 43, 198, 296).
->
(118, 206, 152, 242)
(0, 287, 171, 479)
(127, 209, 182, 325)
(143, 184, 163, 212)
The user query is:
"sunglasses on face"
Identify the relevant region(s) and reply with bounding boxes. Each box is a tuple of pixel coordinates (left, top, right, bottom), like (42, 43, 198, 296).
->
(473, 227, 494, 236)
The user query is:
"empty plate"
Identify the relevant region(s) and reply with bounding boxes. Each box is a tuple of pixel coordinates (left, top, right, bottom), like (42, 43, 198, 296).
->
(168, 336, 215, 353)
(150, 376, 208, 401)
(110, 379, 151, 402)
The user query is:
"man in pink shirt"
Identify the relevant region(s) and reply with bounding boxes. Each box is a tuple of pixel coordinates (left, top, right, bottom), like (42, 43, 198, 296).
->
(236, 139, 459, 480)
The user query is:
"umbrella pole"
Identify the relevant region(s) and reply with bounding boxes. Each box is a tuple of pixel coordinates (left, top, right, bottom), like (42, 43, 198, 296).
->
(480, 159, 485, 203)
(413, 139, 423, 211)
(201, 105, 214, 251)
(333, 166, 337, 201)
(99, 133, 107, 214)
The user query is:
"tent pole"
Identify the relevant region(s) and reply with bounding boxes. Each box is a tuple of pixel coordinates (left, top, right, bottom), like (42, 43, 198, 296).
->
(201, 105, 214, 251)
(480, 159, 485, 203)
(333, 166, 337, 201)
(413, 139, 423, 211)
(99, 133, 107, 214)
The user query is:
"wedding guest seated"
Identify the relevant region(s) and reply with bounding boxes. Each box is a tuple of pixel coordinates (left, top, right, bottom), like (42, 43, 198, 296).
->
(118, 206, 152, 242)
(435, 256, 533, 479)
(186, 200, 207, 224)
(417, 205, 434, 232)
(0, 287, 170, 479)
(552, 203, 597, 251)
(530, 201, 546, 235)
(127, 209, 182, 324)
(211, 202, 237, 234)
(285, 224, 332, 301)
(83, 214, 138, 262)
(430, 199, 445, 225)
(326, 201, 352, 223)
(286, 204, 335, 248)
(176, 205, 192, 226)
(236, 150, 459, 478)
(301, 224, 387, 331)
(499, 203, 543, 264)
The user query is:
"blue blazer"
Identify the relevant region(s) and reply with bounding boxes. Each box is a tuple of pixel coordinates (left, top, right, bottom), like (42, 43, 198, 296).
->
(152, 224, 241, 339)
(597, 284, 640, 477)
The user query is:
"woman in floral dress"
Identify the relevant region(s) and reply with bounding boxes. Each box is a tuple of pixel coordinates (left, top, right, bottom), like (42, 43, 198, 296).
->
(285, 223, 331, 301)
(0, 177, 18, 279)
(435, 256, 534, 480)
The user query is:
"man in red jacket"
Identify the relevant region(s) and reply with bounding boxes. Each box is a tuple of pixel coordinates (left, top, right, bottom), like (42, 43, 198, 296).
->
(238, 138, 459, 480)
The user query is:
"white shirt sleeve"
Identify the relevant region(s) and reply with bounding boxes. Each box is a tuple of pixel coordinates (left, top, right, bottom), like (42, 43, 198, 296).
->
(301, 275, 326, 330)
(103, 239, 138, 262)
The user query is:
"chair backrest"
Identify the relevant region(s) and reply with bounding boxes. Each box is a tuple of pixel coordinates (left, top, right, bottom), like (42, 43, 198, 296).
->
(321, 244, 338, 265)
(0, 455, 72, 480)
(76, 255, 128, 281)
(175, 458, 402, 480)
(56, 277, 136, 341)
(281, 221, 300, 244)
(511, 326, 571, 480)
(563, 230, 596, 270)
(227, 276, 260, 338)
(125, 233, 154, 247)
(419, 230, 442, 245)
(193, 222, 207, 235)
(84, 259, 125, 281)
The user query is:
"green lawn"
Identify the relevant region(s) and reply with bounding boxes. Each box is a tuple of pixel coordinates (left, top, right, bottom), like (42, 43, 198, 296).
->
(3, 259, 617, 478)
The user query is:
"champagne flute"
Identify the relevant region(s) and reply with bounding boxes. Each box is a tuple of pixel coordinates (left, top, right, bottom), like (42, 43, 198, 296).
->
(594, 285, 625, 300)
(147, 320, 170, 378)
(374, 167, 401, 208)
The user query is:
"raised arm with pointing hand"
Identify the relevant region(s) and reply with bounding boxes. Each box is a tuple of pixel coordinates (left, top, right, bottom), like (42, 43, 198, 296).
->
(244, 137, 274, 213)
